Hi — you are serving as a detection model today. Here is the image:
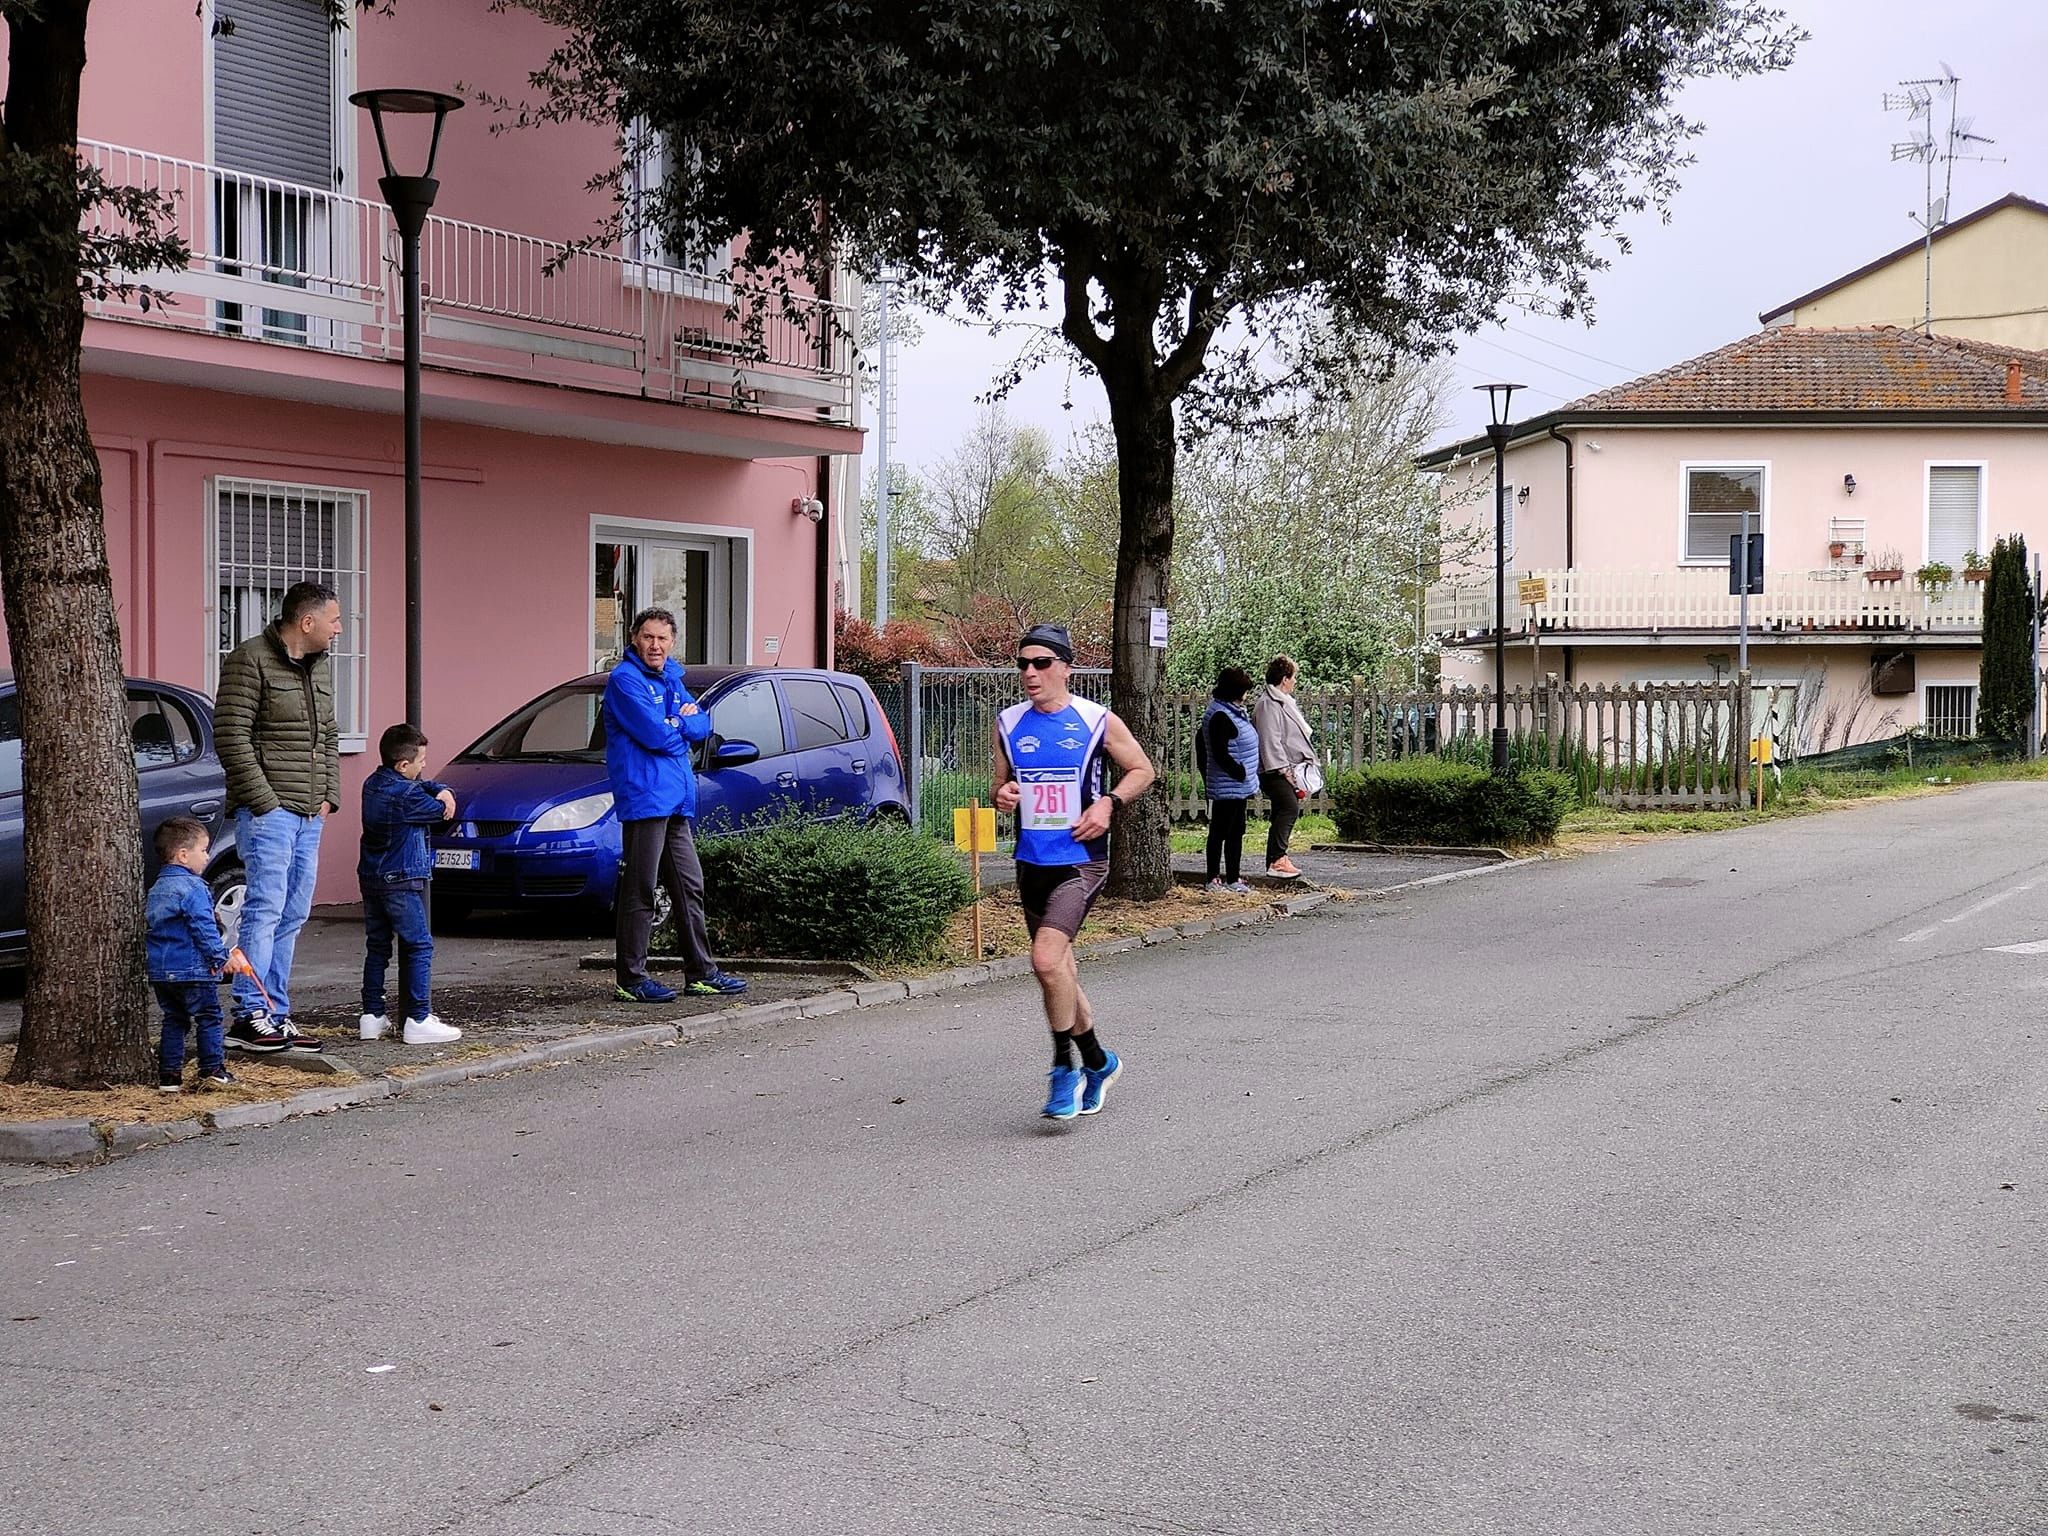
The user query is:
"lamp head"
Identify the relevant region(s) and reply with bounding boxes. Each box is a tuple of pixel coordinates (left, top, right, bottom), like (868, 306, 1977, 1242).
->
(1843, 473, 1857, 495)
(1474, 381, 1523, 430)
(349, 88, 465, 181)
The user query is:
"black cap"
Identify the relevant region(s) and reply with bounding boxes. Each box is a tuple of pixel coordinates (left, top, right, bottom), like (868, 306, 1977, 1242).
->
(1018, 623, 1073, 663)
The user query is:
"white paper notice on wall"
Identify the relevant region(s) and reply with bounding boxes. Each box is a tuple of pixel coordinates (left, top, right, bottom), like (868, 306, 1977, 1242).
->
(764, 636, 781, 655)
(1149, 608, 1169, 649)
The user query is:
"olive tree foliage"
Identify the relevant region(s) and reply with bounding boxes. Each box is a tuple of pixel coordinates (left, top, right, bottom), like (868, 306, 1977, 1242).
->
(504, 0, 1798, 897)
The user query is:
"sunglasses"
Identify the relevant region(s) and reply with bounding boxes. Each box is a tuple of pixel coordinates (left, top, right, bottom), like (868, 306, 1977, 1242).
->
(1016, 655, 1061, 671)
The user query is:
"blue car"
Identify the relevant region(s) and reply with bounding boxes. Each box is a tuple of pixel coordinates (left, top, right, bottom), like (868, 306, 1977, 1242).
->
(0, 671, 246, 961)
(428, 666, 908, 921)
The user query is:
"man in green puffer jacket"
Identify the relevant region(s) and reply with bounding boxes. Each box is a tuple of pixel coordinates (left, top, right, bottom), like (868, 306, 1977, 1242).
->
(212, 581, 344, 1055)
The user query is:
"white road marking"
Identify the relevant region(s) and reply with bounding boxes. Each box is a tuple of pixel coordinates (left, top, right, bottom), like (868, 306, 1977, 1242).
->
(1989, 938, 2048, 955)
(1899, 881, 2039, 943)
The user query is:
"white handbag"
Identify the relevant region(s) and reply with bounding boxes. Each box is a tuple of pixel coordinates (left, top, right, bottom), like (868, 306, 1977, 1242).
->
(1296, 761, 1325, 795)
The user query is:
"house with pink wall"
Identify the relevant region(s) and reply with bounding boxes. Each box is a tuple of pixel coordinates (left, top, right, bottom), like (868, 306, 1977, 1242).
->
(0, 1, 862, 902)
(1422, 326, 2048, 749)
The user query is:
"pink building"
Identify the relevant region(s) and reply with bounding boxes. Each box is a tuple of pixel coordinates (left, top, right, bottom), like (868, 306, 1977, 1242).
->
(0, 1, 861, 901)
(1424, 326, 2048, 749)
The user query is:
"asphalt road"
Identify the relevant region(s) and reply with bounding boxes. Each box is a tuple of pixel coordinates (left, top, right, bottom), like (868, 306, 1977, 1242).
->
(4, 786, 2046, 1535)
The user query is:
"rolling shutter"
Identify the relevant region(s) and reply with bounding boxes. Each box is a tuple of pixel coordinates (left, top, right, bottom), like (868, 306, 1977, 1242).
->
(1927, 466, 1981, 567)
(214, 0, 334, 189)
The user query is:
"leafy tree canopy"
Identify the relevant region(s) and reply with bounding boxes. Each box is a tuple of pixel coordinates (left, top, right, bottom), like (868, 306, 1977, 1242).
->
(510, 0, 1798, 424)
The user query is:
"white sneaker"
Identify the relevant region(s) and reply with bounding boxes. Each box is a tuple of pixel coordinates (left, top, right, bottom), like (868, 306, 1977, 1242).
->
(358, 1013, 390, 1041)
(402, 1014, 461, 1045)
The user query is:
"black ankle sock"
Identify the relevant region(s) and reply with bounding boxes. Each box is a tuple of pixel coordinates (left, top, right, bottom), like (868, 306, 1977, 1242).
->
(1070, 1028, 1108, 1072)
(1052, 1030, 1076, 1070)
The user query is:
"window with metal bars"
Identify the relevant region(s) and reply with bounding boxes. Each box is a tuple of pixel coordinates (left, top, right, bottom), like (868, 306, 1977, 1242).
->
(1923, 683, 1977, 739)
(211, 477, 368, 744)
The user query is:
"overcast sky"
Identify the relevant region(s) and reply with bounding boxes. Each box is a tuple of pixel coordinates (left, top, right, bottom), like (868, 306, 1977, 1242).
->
(866, 0, 2048, 489)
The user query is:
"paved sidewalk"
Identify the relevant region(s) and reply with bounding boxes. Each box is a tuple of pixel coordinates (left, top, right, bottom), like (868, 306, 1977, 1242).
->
(0, 846, 1495, 1056)
(0, 906, 837, 1063)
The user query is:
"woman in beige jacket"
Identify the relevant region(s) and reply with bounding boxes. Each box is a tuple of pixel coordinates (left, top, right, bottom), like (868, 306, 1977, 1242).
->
(1250, 656, 1317, 879)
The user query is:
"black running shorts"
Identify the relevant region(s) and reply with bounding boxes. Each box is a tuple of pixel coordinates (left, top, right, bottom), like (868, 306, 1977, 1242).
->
(1015, 859, 1109, 940)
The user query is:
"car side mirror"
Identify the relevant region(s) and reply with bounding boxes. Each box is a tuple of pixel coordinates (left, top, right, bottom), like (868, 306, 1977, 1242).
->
(712, 738, 761, 769)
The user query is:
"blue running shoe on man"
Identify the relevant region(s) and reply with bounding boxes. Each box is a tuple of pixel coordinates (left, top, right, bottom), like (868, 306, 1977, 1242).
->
(616, 977, 678, 1004)
(1042, 1064, 1084, 1121)
(1078, 1050, 1122, 1115)
(685, 970, 749, 996)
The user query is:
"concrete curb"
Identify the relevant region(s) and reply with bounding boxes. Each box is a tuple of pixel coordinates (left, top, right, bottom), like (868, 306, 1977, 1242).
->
(1369, 857, 1542, 896)
(1311, 842, 1514, 862)
(0, 881, 1349, 1167)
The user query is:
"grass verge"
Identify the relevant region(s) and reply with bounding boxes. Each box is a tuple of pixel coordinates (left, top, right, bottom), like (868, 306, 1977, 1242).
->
(0, 1046, 356, 1125)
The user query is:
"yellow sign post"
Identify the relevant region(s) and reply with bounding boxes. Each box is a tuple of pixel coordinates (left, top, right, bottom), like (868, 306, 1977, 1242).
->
(1517, 576, 1549, 607)
(1748, 736, 1773, 810)
(953, 801, 999, 957)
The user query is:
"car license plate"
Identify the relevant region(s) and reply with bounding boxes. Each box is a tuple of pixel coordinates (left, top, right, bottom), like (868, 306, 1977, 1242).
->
(434, 849, 478, 871)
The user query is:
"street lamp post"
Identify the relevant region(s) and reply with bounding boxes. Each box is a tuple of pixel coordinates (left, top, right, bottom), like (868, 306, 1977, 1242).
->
(1476, 382, 1522, 775)
(349, 87, 464, 729)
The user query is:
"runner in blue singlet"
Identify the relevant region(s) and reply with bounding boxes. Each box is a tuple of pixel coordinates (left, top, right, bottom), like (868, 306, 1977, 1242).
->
(990, 624, 1157, 1123)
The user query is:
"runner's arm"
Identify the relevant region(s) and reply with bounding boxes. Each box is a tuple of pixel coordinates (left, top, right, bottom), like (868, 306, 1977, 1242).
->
(989, 722, 1021, 812)
(1101, 712, 1156, 804)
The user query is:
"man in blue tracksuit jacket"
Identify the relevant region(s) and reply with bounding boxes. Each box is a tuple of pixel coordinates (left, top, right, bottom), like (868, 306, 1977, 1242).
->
(604, 606, 747, 1003)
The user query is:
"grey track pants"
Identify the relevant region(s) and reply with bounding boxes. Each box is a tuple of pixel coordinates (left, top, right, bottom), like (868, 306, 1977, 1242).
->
(615, 814, 715, 986)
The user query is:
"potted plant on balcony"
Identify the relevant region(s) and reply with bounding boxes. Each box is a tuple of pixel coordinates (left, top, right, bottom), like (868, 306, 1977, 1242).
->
(1963, 549, 1991, 582)
(1829, 538, 1847, 559)
(1867, 547, 1905, 582)
(1915, 560, 1955, 593)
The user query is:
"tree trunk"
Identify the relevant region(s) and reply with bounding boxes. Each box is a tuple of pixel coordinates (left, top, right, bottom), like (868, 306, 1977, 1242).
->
(0, 1, 153, 1087)
(1103, 382, 1176, 901)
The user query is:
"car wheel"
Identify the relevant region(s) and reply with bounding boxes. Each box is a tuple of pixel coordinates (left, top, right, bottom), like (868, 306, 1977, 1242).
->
(871, 803, 912, 828)
(209, 863, 247, 949)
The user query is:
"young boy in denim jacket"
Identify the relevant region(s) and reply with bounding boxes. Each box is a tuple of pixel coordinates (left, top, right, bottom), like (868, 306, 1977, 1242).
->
(358, 724, 462, 1046)
(146, 816, 234, 1091)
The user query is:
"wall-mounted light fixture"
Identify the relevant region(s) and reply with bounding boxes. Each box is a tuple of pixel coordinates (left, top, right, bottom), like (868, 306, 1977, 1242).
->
(1516, 485, 1531, 505)
(1843, 473, 1858, 495)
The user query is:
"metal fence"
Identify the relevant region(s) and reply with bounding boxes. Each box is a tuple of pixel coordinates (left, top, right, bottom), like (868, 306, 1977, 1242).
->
(873, 667, 1753, 833)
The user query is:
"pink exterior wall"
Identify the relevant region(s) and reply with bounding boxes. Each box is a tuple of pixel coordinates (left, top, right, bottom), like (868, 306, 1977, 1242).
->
(0, 373, 828, 902)
(1437, 421, 2048, 733)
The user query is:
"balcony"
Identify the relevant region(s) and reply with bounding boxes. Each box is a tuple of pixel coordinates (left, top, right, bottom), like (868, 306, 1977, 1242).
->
(79, 140, 856, 431)
(1427, 568, 1986, 645)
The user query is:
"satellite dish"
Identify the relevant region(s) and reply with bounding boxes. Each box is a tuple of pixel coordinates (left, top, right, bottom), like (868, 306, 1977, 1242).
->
(1930, 195, 1948, 226)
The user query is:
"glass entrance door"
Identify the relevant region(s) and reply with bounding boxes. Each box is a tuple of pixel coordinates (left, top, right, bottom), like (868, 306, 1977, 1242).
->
(592, 531, 729, 669)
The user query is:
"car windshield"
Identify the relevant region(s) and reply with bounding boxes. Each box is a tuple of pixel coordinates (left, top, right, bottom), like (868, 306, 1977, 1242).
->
(460, 684, 606, 762)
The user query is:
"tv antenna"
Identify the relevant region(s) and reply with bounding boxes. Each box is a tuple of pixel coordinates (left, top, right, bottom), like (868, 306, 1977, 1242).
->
(1885, 67, 2002, 331)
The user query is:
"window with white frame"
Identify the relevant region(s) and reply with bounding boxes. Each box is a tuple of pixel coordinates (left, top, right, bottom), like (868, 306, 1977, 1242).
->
(625, 124, 730, 288)
(212, 478, 368, 744)
(1923, 683, 1977, 738)
(1926, 464, 1983, 568)
(1683, 466, 1763, 563)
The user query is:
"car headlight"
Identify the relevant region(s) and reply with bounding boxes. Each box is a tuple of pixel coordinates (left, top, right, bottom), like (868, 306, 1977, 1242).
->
(529, 792, 615, 833)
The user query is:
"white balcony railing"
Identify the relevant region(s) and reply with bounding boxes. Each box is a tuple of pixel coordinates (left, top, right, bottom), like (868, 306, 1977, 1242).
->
(80, 140, 855, 425)
(1427, 567, 1987, 638)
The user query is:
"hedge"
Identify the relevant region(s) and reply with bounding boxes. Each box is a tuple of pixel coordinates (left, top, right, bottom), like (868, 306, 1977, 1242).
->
(694, 816, 974, 965)
(1329, 759, 1576, 846)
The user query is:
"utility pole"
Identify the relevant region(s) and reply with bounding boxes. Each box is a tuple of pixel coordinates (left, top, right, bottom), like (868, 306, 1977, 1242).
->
(873, 270, 893, 627)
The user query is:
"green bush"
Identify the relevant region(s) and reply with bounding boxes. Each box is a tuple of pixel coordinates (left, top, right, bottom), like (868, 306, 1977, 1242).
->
(1329, 758, 1576, 846)
(697, 817, 974, 965)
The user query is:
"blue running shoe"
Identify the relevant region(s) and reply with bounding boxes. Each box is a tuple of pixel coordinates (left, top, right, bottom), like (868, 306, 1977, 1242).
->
(615, 978, 678, 1004)
(1078, 1050, 1122, 1115)
(685, 970, 749, 996)
(1042, 1064, 1084, 1121)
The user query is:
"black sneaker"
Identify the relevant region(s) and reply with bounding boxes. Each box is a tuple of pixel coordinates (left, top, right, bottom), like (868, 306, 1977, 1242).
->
(227, 1013, 290, 1054)
(157, 1074, 182, 1094)
(195, 1068, 236, 1090)
(274, 1015, 324, 1053)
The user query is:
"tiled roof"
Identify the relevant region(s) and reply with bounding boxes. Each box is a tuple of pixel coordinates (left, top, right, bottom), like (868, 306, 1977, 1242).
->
(1560, 326, 2048, 413)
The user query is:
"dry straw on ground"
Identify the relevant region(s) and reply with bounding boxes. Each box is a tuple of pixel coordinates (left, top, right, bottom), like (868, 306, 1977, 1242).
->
(0, 1046, 352, 1125)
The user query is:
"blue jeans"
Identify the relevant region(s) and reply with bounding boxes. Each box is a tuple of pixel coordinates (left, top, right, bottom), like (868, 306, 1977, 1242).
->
(154, 981, 225, 1078)
(230, 807, 324, 1019)
(362, 883, 433, 1022)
